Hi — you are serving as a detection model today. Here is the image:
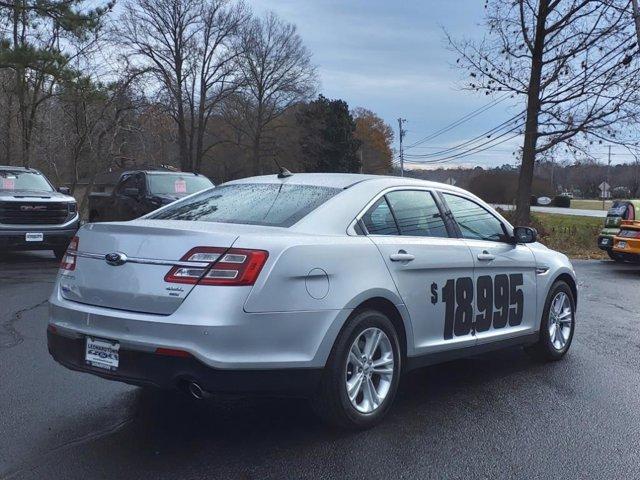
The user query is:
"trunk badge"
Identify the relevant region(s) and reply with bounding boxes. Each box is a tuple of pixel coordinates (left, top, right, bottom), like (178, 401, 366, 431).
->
(105, 252, 127, 266)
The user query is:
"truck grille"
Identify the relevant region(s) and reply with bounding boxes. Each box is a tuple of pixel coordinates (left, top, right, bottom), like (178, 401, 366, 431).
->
(0, 201, 70, 225)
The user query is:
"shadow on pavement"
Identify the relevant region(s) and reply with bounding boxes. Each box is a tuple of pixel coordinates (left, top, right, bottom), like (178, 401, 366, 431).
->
(0, 250, 58, 265)
(30, 346, 544, 478)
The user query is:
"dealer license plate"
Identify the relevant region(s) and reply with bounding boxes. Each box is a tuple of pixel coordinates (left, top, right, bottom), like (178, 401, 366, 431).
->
(599, 237, 610, 246)
(25, 232, 43, 242)
(85, 336, 120, 371)
(617, 241, 627, 249)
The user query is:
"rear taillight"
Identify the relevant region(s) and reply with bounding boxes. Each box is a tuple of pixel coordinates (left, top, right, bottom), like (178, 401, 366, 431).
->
(164, 247, 268, 286)
(618, 229, 640, 239)
(60, 236, 79, 271)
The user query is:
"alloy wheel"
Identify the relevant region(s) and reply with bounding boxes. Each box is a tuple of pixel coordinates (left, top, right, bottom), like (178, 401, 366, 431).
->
(345, 327, 395, 414)
(548, 291, 573, 351)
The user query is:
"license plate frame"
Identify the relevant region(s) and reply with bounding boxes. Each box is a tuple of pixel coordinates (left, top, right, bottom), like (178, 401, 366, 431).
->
(85, 336, 120, 371)
(25, 232, 44, 242)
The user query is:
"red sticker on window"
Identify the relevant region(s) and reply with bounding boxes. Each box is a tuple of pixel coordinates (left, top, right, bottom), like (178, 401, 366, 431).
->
(174, 179, 187, 193)
(2, 178, 15, 189)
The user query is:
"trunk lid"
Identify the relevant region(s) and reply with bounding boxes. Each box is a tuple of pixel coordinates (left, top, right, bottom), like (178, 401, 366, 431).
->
(59, 220, 240, 315)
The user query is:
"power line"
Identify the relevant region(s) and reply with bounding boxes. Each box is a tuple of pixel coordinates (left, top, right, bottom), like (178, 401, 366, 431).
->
(407, 128, 523, 165)
(404, 93, 513, 149)
(403, 41, 637, 165)
(397, 37, 639, 169)
(403, 112, 525, 159)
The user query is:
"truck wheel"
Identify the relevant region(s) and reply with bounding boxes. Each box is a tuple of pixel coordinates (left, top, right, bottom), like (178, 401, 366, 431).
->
(607, 250, 625, 262)
(311, 309, 401, 429)
(526, 281, 576, 361)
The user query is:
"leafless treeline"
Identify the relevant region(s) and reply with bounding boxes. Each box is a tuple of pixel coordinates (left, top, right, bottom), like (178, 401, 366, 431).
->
(0, 0, 391, 195)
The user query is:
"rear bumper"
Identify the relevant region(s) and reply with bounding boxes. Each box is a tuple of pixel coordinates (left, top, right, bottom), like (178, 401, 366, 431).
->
(48, 283, 351, 370)
(47, 329, 321, 395)
(613, 237, 640, 260)
(597, 234, 614, 251)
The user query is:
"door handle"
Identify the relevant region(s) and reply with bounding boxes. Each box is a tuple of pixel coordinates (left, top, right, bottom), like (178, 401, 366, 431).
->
(390, 251, 415, 262)
(477, 251, 495, 261)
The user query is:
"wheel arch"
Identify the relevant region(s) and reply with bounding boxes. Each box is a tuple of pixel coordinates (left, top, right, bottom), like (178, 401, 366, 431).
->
(349, 296, 412, 363)
(314, 289, 414, 370)
(553, 272, 578, 310)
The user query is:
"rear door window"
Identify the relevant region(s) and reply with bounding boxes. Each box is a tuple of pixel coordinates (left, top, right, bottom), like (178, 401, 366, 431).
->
(150, 183, 341, 227)
(361, 190, 449, 237)
(362, 197, 399, 235)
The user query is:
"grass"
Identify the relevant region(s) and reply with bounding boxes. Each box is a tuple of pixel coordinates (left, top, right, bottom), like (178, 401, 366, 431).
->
(530, 212, 606, 259)
(499, 209, 606, 259)
(570, 199, 611, 211)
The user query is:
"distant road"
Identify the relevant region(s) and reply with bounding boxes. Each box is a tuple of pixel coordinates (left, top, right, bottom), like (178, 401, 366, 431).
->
(494, 204, 607, 218)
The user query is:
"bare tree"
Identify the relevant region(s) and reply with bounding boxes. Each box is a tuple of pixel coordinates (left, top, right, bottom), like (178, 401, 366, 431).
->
(449, 0, 640, 224)
(117, 0, 247, 172)
(228, 11, 317, 175)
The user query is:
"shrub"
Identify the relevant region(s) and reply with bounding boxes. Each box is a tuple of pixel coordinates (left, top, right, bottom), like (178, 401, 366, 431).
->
(552, 195, 571, 208)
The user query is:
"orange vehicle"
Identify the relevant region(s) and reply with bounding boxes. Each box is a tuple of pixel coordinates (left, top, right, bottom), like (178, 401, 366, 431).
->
(612, 220, 640, 263)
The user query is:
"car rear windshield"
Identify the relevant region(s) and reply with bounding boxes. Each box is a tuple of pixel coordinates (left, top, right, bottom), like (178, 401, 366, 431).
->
(147, 173, 213, 195)
(149, 183, 341, 227)
(0, 170, 53, 192)
(607, 201, 628, 217)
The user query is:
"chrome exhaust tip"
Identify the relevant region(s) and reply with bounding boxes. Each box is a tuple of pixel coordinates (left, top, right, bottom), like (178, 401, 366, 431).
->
(187, 381, 209, 400)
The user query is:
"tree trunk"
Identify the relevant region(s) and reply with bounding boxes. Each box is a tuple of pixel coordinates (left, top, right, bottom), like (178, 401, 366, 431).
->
(176, 101, 189, 172)
(252, 132, 261, 175)
(4, 92, 13, 163)
(175, 60, 190, 172)
(252, 104, 264, 175)
(514, 0, 548, 226)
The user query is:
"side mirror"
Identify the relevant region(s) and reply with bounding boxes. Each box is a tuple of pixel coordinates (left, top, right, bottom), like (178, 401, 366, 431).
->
(58, 186, 71, 195)
(513, 226, 538, 244)
(123, 187, 140, 198)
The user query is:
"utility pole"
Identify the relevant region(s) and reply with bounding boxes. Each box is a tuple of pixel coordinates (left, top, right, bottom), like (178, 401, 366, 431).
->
(397, 118, 406, 177)
(632, 0, 640, 44)
(604, 145, 612, 209)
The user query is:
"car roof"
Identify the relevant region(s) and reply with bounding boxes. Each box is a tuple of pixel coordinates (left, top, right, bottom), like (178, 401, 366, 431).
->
(0, 166, 40, 172)
(224, 172, 466, 192)
(141, 170, 201, 175)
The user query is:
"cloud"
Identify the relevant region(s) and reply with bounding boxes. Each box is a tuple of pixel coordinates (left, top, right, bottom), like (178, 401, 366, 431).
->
(250, 0, 524, 168)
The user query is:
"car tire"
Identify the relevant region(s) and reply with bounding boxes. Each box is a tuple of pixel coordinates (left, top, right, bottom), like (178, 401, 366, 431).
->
(607, 250, 625, 262)
(53, 246, 67, 261)
(526, 280, 576, 361)
(311, 308, 401, 429)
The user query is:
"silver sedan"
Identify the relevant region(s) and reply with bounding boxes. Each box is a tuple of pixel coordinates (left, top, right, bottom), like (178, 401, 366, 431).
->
(47, 173, 577, 428)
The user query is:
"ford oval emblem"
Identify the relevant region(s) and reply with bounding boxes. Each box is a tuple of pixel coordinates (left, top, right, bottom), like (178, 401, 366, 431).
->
(105, 252, 127, 266)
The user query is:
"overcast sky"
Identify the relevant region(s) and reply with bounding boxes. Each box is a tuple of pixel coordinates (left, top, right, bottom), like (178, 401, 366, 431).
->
(251, 0, 631, 169)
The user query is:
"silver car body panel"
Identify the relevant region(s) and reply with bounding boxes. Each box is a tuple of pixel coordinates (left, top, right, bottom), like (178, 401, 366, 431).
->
(49, 173, 576, 371)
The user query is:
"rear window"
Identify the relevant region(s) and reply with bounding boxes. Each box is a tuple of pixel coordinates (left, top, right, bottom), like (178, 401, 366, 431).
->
(149, 183, 341, 227)
(607, 201, 628, 217)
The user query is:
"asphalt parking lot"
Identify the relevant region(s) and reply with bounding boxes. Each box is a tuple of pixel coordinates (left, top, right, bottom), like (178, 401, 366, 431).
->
(1, 252, 640, 480)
